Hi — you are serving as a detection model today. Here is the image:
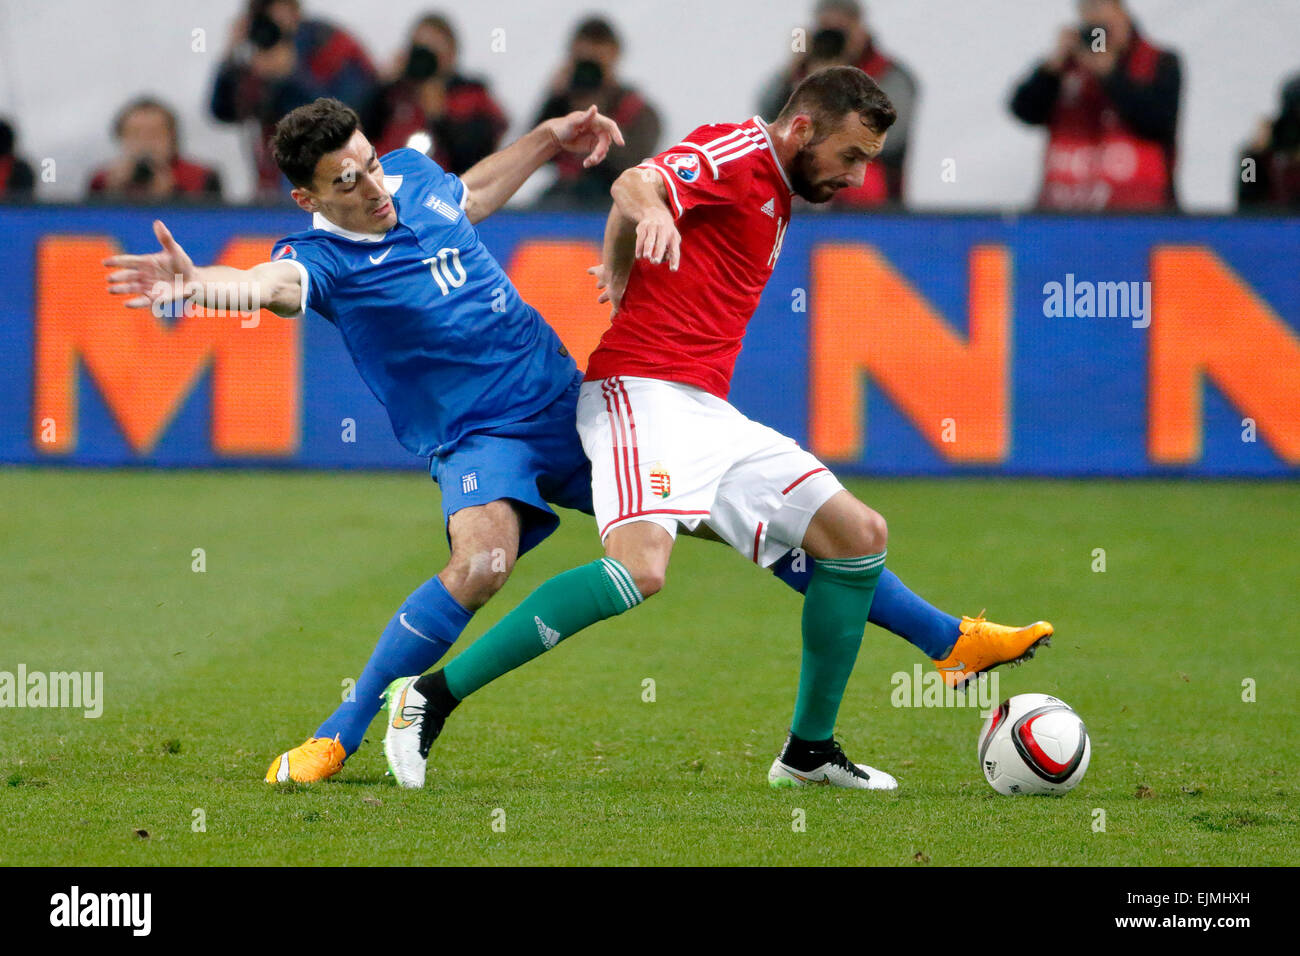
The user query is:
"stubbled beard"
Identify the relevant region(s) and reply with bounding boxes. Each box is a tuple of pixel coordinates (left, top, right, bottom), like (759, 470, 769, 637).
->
(789, 146, 838, 203)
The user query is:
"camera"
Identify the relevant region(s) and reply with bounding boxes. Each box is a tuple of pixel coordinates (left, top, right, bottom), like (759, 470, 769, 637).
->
(570, 59, 604, 92)
(1078, 23, 1105, 49)
(248, 13, 283, 51)
(810, 27, 848, 63)
(130, 156, 155, 187)
(404, 44, 440, 82)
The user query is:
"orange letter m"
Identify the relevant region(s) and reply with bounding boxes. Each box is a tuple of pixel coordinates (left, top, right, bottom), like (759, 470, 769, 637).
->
(34, 236, 298, 457)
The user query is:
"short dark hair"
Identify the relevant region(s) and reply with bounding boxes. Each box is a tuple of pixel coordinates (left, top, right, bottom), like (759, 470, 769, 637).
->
(775, 65, 896, 138)
(249, 0, 299, 18)
(415, 12, 457, 52)
(815, 0, 863, 20)
(272, 97, 361, 188)
(573, 16, 619, 49)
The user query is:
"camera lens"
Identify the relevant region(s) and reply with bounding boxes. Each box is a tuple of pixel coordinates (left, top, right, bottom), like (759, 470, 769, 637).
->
(811, 28, 848, 61)
(405, 44, 440, 82)
(249, 14, 282, 50)
(1079, 23, 1104, 47)
(571, 59, 604, 91)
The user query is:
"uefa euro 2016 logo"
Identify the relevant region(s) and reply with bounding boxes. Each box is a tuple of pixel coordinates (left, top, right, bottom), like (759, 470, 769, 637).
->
(664, 153, 699, 182)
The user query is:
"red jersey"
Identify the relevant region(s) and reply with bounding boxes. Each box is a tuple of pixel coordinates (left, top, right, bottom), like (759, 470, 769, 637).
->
(584, 116, 794, 399)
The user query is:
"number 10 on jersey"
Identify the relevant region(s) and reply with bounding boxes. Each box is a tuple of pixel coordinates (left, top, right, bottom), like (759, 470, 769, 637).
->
(422, 248, 466, 295)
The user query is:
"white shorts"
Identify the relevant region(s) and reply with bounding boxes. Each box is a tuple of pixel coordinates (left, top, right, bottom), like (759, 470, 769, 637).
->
(576, 375, 844, 568)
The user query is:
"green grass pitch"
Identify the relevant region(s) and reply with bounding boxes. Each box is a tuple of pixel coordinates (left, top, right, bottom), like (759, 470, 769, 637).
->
(1, 468, 1296, 866)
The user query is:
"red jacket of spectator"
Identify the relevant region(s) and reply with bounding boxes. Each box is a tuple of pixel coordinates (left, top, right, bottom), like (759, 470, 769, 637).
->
(365, 75, 507, 174)
(88, 157, 222, 198)
(759, 38, 916, 208)
(211, 18, 376, 197)
(828, 43, 894, 207)
(0, 154, 37, 197)
(534, 84, 661, 208)
(1011, 30, 1182, 210)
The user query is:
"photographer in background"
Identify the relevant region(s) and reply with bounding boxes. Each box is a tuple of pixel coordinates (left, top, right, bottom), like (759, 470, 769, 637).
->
(1009, 0, 1181, 211)
(757, 0, 916, 206)
(1239, 74, 1300, 210)
(362, 13, 508, 174)
(0, 119, 37, 200)
(533, 16, 660, 208)
(210, 0, 375, 199)
(87, 98, 221, 201)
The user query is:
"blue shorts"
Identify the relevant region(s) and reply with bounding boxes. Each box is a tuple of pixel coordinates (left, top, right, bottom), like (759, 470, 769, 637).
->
(430, 374, 594, 557)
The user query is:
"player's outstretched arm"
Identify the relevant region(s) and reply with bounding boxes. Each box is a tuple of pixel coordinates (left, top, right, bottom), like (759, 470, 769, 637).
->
(104, 219, 303, 318)
(460, 105, 624, 224)
(610, 165, 681, 271)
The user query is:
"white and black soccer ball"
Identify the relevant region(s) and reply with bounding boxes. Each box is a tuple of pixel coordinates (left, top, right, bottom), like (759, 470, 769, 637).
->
(978, 693, 1090, 796)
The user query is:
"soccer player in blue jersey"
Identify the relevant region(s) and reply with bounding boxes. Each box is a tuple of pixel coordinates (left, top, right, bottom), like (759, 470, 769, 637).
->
(105, 97, 627, 782)
(105, 96, 1047, 786)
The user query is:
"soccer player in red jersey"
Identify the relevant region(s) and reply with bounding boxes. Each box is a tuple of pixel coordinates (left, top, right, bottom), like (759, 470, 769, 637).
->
(386, 67, 1052, 790)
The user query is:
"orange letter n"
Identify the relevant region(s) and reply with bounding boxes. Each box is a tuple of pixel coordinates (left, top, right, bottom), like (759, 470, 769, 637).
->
(1150, 246, 1300, 464)
(810, 244, 1009, 463)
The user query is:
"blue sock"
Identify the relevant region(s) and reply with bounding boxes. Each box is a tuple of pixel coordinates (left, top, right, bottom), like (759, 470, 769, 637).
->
(770, 554, 959, 659)
(315, 576, 472, 756)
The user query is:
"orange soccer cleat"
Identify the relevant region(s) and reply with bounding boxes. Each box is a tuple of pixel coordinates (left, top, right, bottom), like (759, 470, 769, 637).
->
(264, 735, 346, 784)
(931, 613, 1053, 690)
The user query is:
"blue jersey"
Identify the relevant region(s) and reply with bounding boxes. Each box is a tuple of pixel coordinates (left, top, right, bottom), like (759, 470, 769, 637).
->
(270, 148, 578, 458)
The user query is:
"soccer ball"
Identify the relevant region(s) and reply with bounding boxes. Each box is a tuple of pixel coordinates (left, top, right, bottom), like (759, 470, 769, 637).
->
(977, 693, 1090, 795)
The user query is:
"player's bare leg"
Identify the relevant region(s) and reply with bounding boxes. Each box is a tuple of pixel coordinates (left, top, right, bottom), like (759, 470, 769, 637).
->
(439, 500, 522, 610)
(799, 490, 888, 561)
(769, 490, 899, 790)
(603, 520, 675, 599)
(268, 502, 520, 784)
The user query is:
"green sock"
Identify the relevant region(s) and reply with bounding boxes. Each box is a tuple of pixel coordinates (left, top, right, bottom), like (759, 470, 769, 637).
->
(790, 551, 887, 741)
(444, 557, 643, 700)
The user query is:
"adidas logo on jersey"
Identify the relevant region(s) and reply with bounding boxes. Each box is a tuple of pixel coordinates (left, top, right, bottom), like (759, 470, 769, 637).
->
(760, 198, 775, 217)
(535, 616, 561, 649)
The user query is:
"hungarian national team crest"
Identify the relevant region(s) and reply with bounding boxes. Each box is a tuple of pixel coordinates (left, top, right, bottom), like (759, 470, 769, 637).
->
(649, 464, 671, 499)
(663, 153, 699, 182)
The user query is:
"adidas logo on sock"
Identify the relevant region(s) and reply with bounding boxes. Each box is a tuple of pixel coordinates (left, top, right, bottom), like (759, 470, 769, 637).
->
(535, 616, 561, 649)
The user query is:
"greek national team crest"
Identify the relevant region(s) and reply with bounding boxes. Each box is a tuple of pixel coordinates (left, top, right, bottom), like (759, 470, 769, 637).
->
(423, 192, 461, 222)
(461, 471, 478, 494)
(649, 463, 671, 499)
(663, 153, 699, 182)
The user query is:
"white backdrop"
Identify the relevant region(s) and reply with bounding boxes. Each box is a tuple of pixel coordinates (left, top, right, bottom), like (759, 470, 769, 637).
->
(1, 0, 1297, 209)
